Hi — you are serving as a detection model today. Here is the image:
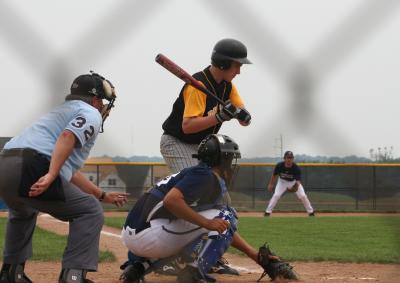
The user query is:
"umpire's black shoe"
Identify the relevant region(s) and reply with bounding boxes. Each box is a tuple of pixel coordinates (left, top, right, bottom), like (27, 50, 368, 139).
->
(59, 268, 94, 283)
(0, 263, 33, 283)
(119, 262, 145, 283)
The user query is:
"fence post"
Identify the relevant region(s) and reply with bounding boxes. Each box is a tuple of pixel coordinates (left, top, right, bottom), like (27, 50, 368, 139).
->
(355, 166, 359, 210)
(252, 166, 256, 209)
(372, 166, 377, 210)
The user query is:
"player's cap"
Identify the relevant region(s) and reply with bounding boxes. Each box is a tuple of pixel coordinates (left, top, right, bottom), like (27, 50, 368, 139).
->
(70, 72, 115, 101)
(70, 74, 100, 96)
(284, 151, 294, 159)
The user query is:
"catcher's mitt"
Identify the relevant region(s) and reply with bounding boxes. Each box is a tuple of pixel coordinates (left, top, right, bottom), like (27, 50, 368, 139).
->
(257, 243, 298, 282)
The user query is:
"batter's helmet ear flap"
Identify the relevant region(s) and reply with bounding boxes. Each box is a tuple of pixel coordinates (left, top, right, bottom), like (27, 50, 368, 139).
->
(211, 52, 232, 70)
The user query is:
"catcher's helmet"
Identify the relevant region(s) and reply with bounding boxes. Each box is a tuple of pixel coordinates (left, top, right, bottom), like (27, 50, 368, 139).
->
(211, 38, 252, 70)
(193, 134, 241, 167)
(70, 71, 116, 102)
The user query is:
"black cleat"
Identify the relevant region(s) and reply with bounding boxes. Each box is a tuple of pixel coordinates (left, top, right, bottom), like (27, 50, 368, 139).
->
(209, 257, 239, 276)
(59, 269, 94, 283)
(309, 212, 315, 217)
(0, 263, 33, 283)
(119, 262, 145, 283)
(264, 212, 270, 217)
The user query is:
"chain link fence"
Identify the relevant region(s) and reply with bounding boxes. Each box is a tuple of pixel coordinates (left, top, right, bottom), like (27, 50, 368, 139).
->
(85, 162, 400, 212)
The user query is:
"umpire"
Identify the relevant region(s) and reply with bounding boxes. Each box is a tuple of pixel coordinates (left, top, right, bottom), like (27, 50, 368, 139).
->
(0, 72, 128, 283)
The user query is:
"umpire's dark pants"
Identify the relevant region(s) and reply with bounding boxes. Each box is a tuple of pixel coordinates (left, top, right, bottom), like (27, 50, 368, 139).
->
(0, 149, 104, 271)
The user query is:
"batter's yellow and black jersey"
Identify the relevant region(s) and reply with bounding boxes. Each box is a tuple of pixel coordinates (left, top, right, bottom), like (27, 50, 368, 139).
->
(162, 66, 244, 144)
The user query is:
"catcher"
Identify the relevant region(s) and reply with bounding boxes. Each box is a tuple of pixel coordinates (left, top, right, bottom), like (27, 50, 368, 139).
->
(119, 134, 298, 282)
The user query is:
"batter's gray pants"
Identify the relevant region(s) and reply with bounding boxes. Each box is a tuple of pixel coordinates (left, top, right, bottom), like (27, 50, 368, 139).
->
(0, 151, 103, 271)
(160, 134, 199, 174)
(159, 134, 232, 206)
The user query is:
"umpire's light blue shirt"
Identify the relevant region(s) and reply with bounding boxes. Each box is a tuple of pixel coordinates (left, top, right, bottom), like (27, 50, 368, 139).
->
(4, 100, 102, 181)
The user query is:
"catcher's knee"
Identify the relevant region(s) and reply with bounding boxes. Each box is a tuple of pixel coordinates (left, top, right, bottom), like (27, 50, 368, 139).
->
(180, 209, 237, 279)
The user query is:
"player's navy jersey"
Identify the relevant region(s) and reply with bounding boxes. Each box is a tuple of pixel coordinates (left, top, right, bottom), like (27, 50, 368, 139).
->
(124, 163, 225, 233)
(273, 161, 301, 181)
(4, 100, 101, 180)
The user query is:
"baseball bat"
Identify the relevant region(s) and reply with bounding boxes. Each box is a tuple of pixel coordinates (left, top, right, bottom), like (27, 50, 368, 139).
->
(155, 53, 227, 107)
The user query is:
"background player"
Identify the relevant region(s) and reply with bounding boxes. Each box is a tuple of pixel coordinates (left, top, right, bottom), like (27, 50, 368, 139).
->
(0, 72, 128, 283)
(264, 151, 315, 217)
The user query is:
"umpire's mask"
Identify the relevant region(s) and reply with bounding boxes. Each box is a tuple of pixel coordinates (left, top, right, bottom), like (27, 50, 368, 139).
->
(68, 71, 117, 132)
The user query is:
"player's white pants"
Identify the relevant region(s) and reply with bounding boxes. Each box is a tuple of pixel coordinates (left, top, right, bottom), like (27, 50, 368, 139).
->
(121, 209, 220, 260)
(266, 179, 314, 214)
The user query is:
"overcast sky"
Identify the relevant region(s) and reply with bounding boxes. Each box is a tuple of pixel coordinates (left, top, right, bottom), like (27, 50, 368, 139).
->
(1, 0, 400, 159)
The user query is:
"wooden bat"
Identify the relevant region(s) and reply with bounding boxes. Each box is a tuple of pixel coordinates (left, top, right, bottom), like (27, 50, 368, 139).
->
(155, 53, 228, 107)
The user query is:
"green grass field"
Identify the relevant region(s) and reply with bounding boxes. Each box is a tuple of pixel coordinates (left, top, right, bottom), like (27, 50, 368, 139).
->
(1, 216, 399, 263)
(104, 216, 400, 264)
(0, 218, 115, 262)
(232, 216, 400, 263)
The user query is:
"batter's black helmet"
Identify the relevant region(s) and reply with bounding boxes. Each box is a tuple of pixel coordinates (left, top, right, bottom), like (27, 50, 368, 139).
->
(193, 134, 241, 167)
(211, 38, 251, 70)
(70, 71, 116, 102)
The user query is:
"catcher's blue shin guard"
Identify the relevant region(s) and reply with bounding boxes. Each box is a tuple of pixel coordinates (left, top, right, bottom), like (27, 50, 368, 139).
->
(180, 208, 238, 281)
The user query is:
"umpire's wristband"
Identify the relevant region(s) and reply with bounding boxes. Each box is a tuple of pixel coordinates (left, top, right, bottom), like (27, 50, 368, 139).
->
(99, 191, 106, 202)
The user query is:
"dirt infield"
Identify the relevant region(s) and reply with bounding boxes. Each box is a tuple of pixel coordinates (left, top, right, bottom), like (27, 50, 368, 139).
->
(1, 212, 400, 282)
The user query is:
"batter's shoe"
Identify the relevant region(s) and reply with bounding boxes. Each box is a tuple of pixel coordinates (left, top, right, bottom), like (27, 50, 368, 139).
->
(209, 257, 239, 275)
(119, 262, 145, 283)
(176, 266, 216, 283)
(0, 263, 33, 283)
(309, 212, 315, 217)
(264, 212, 270, 217)
(58, 268, 94, 283)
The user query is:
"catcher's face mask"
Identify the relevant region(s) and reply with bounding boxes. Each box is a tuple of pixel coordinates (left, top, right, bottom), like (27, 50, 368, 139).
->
(219, 153, 240, 189)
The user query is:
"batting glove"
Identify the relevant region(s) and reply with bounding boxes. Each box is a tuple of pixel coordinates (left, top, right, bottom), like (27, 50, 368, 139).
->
(216, 100, 239, 123)
(237, 108, 251, 124)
